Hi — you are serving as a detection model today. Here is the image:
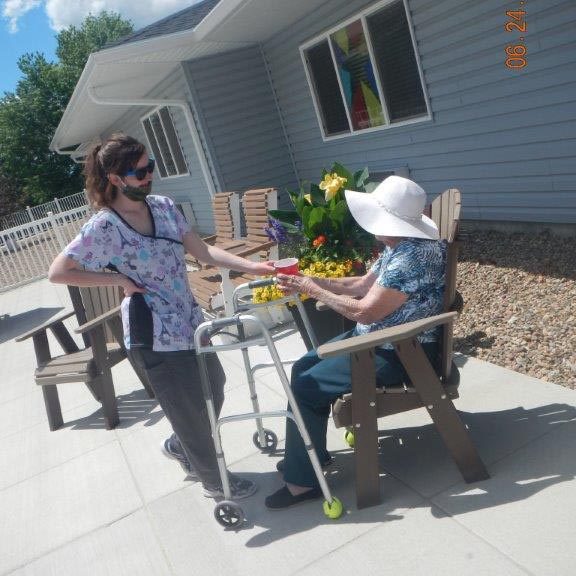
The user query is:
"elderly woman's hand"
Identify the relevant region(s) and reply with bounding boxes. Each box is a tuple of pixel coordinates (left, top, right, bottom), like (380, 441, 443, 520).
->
(276, 273, 315, 296)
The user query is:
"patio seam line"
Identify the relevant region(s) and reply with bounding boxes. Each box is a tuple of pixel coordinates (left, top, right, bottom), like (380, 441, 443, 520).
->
(427, 501, 535, 576)
(288, 497, 429, 576)
(0, 506, 149, 576)
(416, 408, 576, 504)
(0, 436, 119, 495)
(0, 397, 120, 442)
(0, 389, 153, 443)
(116, 432, 179, 576)
(289, 499, 535, 576)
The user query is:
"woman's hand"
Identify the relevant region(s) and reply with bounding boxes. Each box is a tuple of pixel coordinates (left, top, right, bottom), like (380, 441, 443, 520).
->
(276, 273, 315, 296)
(252, 260, 276, 276)
(119, 275, 146, 297)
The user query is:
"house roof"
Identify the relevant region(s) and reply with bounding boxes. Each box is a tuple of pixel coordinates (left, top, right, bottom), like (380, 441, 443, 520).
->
(105, 0, 222, 48)
(50, 0, 328, 155)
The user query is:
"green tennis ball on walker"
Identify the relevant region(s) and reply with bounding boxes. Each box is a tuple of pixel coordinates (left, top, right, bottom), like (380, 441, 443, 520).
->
(344, 430, 355, 447)
(323, 497, 343, 519)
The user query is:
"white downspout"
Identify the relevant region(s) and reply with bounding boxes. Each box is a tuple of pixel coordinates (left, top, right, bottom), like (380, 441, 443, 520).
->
(86, 87, 219, 197)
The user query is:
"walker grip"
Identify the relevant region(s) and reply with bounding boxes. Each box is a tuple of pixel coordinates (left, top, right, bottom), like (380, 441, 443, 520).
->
(210, 315, 242, 329)
(247, 278, 276, 289)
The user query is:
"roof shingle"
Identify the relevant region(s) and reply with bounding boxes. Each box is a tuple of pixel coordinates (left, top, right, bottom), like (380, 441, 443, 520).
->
(105, 0, 222, 48)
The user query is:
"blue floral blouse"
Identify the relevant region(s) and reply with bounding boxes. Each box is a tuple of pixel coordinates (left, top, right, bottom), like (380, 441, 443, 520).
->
(355, 238, 447, 349)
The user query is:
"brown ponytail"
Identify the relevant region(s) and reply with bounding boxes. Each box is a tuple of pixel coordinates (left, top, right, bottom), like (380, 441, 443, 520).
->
(84, 133, 146, 209)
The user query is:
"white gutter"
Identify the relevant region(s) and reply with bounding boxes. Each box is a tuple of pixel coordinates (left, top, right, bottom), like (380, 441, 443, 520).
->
(87, 86, 219, 198)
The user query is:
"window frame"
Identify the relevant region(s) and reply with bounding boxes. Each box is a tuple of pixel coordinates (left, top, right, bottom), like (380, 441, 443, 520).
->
(300, 0, 431, 142)
(140, 106, 190, 180)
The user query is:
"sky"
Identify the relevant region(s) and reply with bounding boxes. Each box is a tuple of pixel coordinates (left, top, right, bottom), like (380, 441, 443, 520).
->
(0, 0, 196, 97)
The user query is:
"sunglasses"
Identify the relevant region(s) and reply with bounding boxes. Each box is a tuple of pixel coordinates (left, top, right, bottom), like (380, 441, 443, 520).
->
(125, 158, 155, 181)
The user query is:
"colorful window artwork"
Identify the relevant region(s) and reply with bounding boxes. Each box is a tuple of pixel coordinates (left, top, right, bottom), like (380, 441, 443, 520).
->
(302, 0, 428, 139)
(330, 20, 385, 131)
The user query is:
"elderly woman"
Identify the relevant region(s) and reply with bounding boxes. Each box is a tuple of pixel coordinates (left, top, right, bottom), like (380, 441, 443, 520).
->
(265, 176, 446, 510)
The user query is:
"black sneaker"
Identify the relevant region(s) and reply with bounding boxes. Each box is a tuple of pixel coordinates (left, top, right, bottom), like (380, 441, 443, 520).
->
(161, 434, 198, 480)
(203, 473, 258, 500)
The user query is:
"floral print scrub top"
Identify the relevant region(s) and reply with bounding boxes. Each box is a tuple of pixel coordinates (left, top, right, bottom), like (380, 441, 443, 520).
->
(355, 238, 447, 349)
(64, 195, 204, 351)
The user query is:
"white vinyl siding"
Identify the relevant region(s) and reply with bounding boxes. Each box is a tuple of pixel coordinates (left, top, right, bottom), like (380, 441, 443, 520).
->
(259, 0, 576, 224)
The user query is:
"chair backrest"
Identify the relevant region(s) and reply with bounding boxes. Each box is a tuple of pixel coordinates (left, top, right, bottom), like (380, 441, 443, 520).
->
(212, 192, 241, 240)
(428, 188, 462, 383)
(430, 188, 461, 242)
(241, 188, 278, 244)
(240, 188, 279, 260)
(68, 285, 123, 346)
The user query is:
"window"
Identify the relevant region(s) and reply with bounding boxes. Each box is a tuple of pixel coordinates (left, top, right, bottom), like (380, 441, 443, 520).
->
(141, 107, 189, 178)
(301, 0, 429, 139)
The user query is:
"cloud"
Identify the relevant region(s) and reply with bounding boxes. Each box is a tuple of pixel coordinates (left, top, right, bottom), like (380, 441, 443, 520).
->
(45, 0, 196, 31)
(2, 0, 197, 33)
(2, 0, 42, 32)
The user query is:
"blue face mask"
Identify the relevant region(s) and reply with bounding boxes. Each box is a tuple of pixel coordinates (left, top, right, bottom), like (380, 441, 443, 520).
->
(120, 181, 152, 202)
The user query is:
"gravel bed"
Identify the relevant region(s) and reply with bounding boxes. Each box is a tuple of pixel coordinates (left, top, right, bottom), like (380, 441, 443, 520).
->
(454, 229, 576, 389)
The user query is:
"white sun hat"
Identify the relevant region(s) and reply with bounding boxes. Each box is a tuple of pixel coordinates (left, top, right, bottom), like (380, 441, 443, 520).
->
(345, 175, 439, 240)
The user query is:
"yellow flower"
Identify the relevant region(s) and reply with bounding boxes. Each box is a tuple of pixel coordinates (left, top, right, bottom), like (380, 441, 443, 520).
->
(319, 173, 347, 201)
(252, 279, 285, 303)
(303, 193, 312, 205)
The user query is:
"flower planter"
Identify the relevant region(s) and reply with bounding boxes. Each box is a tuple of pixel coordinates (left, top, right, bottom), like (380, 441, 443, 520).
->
(288, 298, 355, 350)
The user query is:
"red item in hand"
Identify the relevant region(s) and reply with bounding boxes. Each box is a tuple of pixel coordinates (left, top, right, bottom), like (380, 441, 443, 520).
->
(273, 258, 299, 275)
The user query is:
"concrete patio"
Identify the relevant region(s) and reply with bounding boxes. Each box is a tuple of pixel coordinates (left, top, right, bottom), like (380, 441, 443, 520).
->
(1, 278, 575, 576)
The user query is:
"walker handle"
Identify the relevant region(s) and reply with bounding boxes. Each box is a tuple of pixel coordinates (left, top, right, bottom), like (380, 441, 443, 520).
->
(247, 278, 276, 289)
(210, 315, 242, 329)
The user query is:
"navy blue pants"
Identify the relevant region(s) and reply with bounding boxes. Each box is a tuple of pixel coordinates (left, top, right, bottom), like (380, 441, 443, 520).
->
(282, 330, 439, 488)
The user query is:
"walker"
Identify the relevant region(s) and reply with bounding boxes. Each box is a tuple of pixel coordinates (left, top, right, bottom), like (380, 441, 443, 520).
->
(193, 278, 343, 529)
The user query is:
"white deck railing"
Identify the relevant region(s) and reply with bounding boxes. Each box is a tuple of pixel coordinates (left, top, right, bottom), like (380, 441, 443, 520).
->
(0, 191, 88, 232)
(0, 205, 91, 292)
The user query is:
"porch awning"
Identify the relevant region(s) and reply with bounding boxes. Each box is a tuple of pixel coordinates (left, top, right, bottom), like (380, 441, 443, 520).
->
(51, 0, 327, 155)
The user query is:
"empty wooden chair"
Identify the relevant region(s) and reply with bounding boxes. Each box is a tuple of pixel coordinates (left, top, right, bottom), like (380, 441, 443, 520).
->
(16, 284, 153, 431)
(241, 188, 279, 260)
(188, 189, 277, 316)
(318, 188, 489, 509)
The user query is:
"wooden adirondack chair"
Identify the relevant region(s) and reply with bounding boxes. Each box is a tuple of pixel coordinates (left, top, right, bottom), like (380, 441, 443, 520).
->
(240, 188, 279, 261)
(317, 188, 489, 509)
(16, 284, 153, 431)
(187, 189, 277, 315)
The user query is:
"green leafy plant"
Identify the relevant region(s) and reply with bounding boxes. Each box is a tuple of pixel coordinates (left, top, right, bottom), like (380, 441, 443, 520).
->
(268, 162, 377, 268)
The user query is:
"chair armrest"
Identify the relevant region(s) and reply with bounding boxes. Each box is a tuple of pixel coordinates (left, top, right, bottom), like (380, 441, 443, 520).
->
(317, 312, 457, 359)
(234, 240, 276, 259)
(74, 305, 122, 335)
(15, 310, 76, 342)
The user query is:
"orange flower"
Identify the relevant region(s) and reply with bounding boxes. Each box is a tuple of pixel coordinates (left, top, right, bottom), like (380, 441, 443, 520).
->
(312, 235, 327, 248)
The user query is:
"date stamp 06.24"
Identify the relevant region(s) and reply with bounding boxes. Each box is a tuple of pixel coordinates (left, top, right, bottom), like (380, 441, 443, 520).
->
(505, 2, 527, 69)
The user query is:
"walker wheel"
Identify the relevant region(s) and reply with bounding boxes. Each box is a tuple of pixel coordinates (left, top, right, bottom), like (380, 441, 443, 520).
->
(214, 501, 244, 529)
(344, 429, 355, 448)
(323, 497, 344, 519)
(252, 429, 278, 453)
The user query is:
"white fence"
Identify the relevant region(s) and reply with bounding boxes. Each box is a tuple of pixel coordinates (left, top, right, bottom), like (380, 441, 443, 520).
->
(0, 191, 88, 232)
(0, 205, 91, 292)
(0, 192, 199, 293)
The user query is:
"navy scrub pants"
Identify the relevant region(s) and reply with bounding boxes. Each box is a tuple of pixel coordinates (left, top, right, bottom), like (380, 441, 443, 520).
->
(128, 348, 226, 487)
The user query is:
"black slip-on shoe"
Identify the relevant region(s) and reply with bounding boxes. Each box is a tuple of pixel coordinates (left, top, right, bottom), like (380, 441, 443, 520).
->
(265, 485, 322, 510)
